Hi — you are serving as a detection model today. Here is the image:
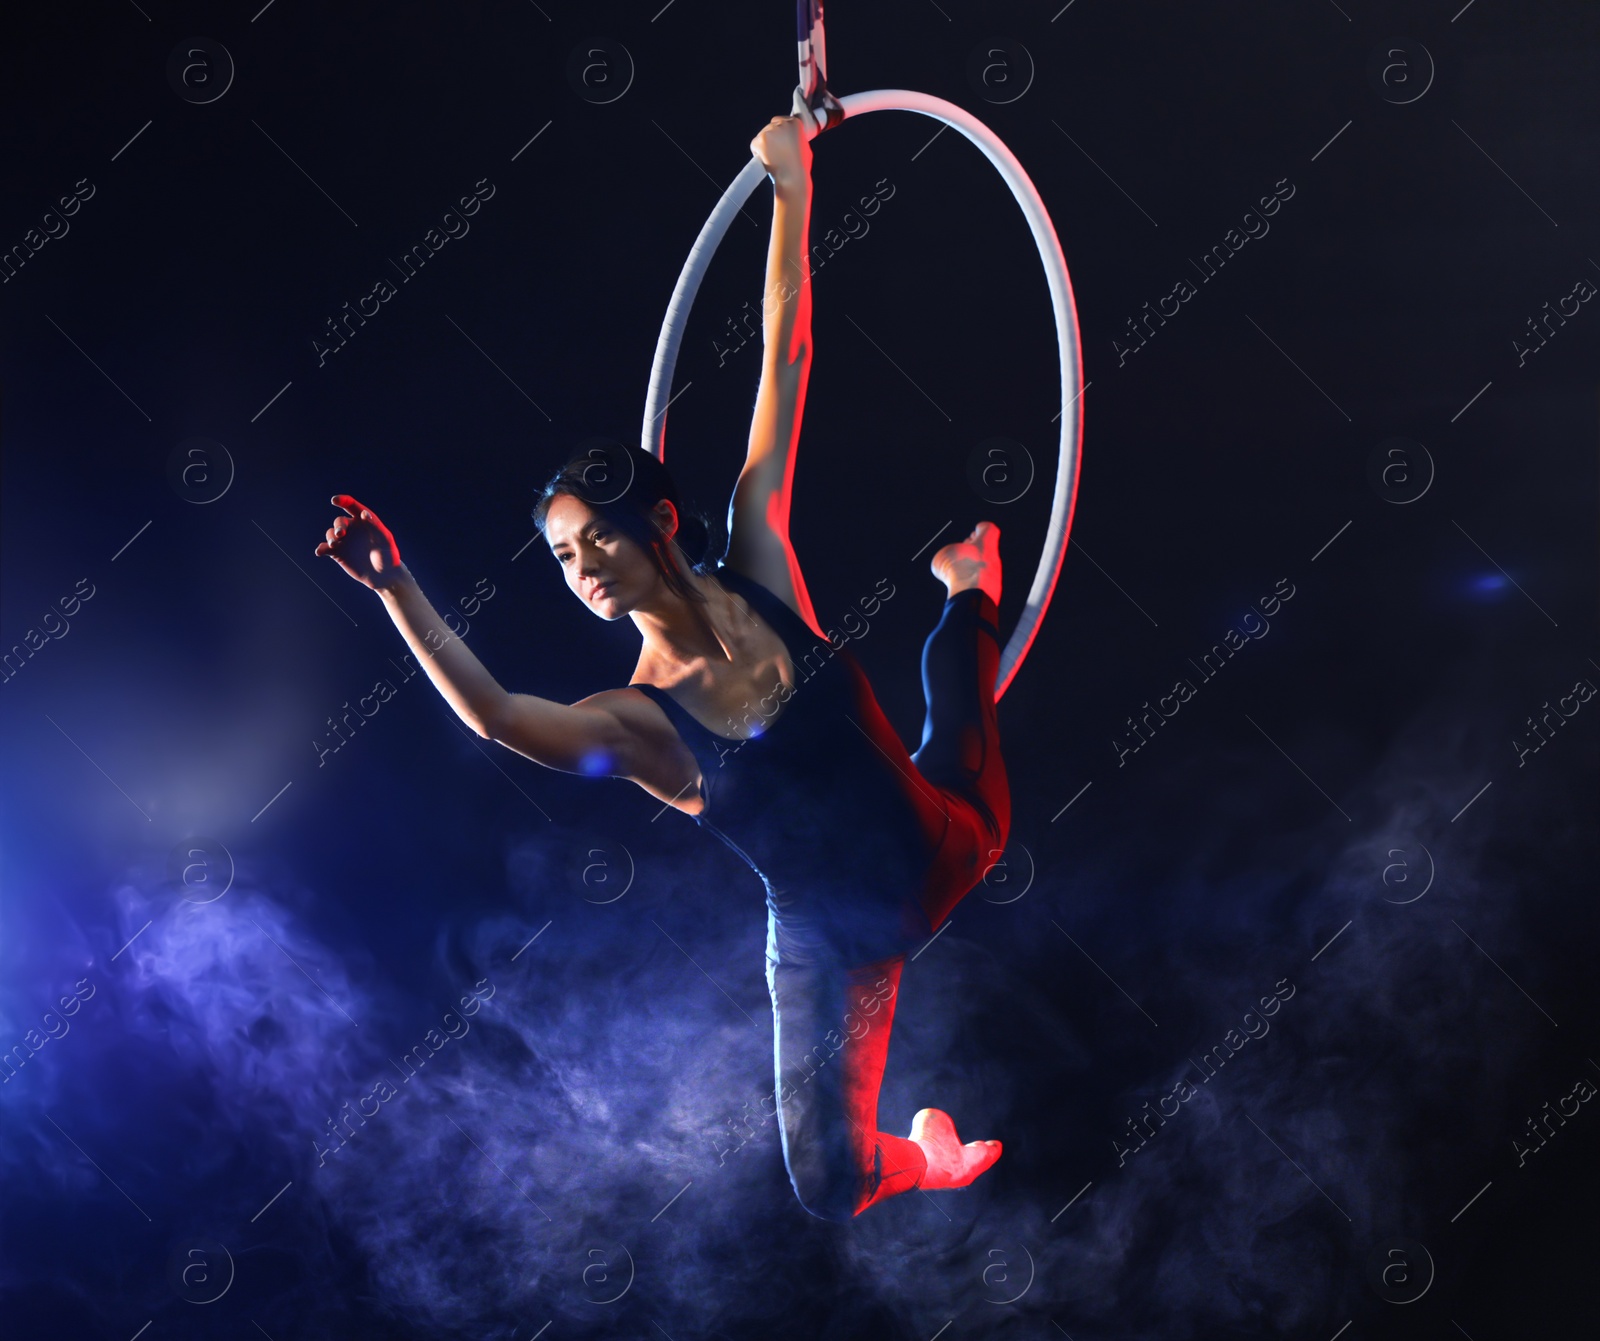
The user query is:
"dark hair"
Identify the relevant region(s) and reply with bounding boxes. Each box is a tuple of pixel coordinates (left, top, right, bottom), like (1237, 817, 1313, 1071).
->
(532, 439, 716, 602)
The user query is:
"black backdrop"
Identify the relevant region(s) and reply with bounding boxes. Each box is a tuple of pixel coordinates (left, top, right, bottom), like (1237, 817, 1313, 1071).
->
(1, 2, 1596, 1339)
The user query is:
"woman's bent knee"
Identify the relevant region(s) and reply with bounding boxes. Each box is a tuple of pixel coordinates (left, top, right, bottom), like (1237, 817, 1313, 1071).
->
(786, 1123, 860, 1219)
(791, 1168, 860, 1222)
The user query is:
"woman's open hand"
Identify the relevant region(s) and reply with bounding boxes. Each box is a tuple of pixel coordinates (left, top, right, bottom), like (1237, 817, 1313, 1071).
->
(750, 115, 812, 192)
(315, 494, 406, 591)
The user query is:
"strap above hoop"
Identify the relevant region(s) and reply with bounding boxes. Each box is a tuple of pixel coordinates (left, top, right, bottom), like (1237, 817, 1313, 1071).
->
(788, 86, 827, 138)
(795, 0, 843, 130)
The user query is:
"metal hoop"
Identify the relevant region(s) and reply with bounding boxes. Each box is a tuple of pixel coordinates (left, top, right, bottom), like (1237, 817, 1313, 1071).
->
(641, 90, 1083, 700)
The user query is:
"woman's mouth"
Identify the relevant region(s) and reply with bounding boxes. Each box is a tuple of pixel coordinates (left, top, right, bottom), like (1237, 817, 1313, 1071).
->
(591, 581, 615, 601)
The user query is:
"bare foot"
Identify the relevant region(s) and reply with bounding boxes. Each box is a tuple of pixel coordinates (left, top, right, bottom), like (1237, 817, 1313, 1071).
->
(930, 522, 1002, 606)
(909, 1108, 1003, 1190)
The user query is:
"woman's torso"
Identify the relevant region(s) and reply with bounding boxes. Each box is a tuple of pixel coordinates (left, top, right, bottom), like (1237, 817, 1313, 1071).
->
(630, 564, 944, 961)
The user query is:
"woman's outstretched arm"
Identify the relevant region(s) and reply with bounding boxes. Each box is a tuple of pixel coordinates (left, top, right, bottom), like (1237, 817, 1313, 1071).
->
(725, 115, 825, 638)
(315, 496, 689, 795)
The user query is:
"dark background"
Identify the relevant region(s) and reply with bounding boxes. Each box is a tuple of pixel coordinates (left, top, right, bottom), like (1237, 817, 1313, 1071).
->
(2, 2, 1596, 1338)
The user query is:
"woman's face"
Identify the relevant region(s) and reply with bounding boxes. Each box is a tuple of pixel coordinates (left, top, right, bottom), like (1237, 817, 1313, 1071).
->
(544, 493, 665, 620)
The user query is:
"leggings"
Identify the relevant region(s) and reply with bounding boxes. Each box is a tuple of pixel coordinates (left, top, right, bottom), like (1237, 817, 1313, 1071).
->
(764, 589, 1010, 1221)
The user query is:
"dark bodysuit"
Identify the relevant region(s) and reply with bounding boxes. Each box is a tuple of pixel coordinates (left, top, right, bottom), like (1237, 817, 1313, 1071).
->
(633, 562, 1009, 1220)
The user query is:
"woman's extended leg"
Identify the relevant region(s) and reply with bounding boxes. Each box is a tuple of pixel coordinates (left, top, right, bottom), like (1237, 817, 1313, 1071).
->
(913, 524, 1011, 930)
(858, 522, 1010, 1200)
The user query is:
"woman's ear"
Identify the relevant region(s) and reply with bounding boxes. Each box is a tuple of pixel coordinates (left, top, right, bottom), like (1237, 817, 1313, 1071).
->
(650, 497, 679, 542)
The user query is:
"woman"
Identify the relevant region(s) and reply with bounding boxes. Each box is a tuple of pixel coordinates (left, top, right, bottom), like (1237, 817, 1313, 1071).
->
(316, 116, 1008, 1220)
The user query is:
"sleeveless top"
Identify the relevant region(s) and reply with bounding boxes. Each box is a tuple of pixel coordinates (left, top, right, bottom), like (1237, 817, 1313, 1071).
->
(631, 564, 940, 963)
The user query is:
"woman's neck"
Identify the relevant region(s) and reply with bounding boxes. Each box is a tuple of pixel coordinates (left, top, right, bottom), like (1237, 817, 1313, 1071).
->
(629, 572, 735, 671)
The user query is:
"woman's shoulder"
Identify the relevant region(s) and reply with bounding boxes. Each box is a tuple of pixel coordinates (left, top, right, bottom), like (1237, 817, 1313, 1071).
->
(708, 560, 769, 603)
(577, 683, 674, 722)
(711, 562, 812, 640)
(714, 563, 860, 683)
